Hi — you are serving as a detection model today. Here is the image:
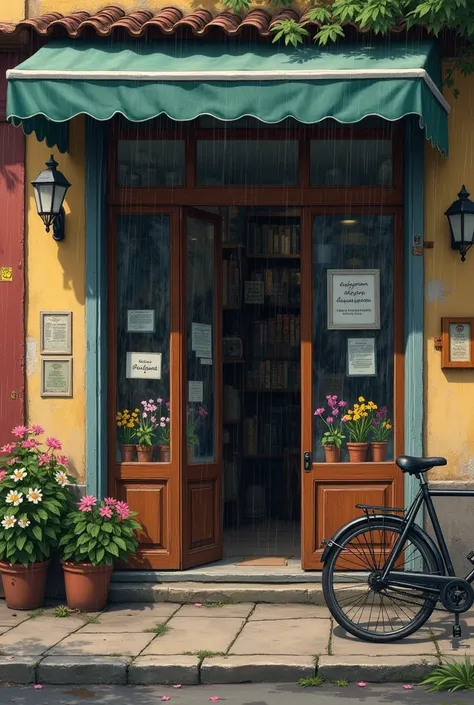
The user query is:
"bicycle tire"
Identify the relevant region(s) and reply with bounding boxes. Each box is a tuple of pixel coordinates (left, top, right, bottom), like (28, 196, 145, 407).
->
(322, 517, 441, 643)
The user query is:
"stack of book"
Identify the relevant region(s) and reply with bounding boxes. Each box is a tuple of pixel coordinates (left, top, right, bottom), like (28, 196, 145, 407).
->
(246, 268, 300, 306)
(251, 315, 301, 353)
(245, 361, 300, 391)
(223, 255, 241, 306)
(247, 223, 300, 256)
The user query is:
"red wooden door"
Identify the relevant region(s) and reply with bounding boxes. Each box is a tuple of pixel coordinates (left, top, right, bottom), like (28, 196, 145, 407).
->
(0, 54, 25, 449)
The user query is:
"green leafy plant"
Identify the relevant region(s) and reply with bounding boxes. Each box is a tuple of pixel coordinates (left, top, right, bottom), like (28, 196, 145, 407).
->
(115, 408, 140, 444)
(421, 657, 474, 692)
(314, 395, 347, 448)
(59, 496, 142, 566)
(332, 679, 349, 687)
(0, 426, 75, 566)
(143, 622, 170, 636)
(299, 675, 325, 687)
(54, 605, 72, 618)
(371, 405, 393, 442)
(156, 399, 171, 446)
(187, 404, 208, 449)
(135, 400, 159, 447)
(342, 397, 377, 442)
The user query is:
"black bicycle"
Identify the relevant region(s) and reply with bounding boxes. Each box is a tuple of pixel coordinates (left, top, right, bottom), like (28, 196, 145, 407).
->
(321, 455, 474, 642)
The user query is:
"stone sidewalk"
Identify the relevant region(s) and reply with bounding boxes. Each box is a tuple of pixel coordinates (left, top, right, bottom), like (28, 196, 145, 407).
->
(0, 600, 471, 686)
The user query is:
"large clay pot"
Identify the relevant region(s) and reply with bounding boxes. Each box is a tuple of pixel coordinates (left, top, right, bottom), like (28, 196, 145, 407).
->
(157, 445, 170, 462)
(61, 561, 113, 611)
(136, 445, 154, 462)
(120, 444, 136, 462)
(323, 445, 341, 463)
(371, 442, 388, 462)
(0, 560, 50, 610)
(347, 442, 369, 463)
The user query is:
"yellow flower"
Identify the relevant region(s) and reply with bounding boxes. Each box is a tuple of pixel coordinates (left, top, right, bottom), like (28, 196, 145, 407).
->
(386, 423, 392, 430)
(358, 396, 365, 402)
(128, 422, 134, 428)
(135, 408, 139, 413)
(354, 403, 359, 410)
(342, 415, 350, 421)
(362, 412, 368, 417)
(353, 414, 361, 421)
(116, 412, 122, 419)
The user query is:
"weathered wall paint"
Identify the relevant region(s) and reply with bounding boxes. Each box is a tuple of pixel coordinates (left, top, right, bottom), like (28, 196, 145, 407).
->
(424, 71, 474, 481)
(1, 0, 26, 23)
(27, 0, 249, 15)
(26, 117, 86, 482)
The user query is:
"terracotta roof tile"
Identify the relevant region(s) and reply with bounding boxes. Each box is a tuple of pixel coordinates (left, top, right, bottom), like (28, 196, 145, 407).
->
(0, 4, 409, 40)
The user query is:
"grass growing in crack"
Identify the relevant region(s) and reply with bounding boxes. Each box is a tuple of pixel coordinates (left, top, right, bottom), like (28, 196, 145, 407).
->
(81, 614, 101, 625)
(144, 622, 171, 636)
(54, 606, 72, 618)
(185, 650, 226, 663)
(203, 600, 236, 608)
(421, 657, 474, 692)
(332, 679, 349, 687)
(27, 609, 44, 619)
(109, 653, 123, 657)
(299, 676, 324, 688)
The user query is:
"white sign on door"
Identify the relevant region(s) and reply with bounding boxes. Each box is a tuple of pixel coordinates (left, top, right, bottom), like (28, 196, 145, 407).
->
(327, 269, 380, 330)
(126, 352, 162, 379)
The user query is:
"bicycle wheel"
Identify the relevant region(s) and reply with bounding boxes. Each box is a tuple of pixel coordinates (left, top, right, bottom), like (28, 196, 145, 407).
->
(322, 517, 441, 643)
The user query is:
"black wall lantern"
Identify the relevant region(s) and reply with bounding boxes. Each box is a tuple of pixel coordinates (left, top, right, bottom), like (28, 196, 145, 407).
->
(31, 155, 71, 242)
(445, 186, 474, 262)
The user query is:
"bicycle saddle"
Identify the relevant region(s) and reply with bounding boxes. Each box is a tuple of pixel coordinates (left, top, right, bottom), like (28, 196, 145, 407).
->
(396, 455, 447, 474)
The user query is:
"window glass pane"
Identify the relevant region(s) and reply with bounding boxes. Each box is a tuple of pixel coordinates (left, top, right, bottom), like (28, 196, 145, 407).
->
(310, 140, 392, 186)
(312, 215, 394, 462)
(117, 140, 185, 187)
(187, 216, 215, 462)
(116, 214, 171, 462)
(197, 140, 298, 186)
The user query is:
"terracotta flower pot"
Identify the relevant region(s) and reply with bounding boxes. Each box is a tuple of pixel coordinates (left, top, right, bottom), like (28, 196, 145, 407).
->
(323, 444, 341, 463)
(61, 561, 113, 611)
(347, 442, 369, 463)
(136, 445, 154, 462)
(371, 442, 388, 462)
(120, 444, 136, 462)
(157, 445, 170, 462)
(0, 560, 49, 610)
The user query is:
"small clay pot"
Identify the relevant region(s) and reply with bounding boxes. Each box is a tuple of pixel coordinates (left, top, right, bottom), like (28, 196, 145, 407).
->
(61, 561, 113, 612)
(323, 445, 341, 463)
(347, 442, 369, 463)
(371, 442, 388, 462)
(120, 444, 136, 462)
(0, 560, 50, 610)
(136, 445, 154, 462)
(157, 445, 170, 462)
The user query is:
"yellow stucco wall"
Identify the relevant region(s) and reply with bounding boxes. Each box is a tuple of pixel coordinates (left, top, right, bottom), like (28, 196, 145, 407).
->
(26, 118, 86, 483)
(0, 0, 25, 24)
(425, 72, 474, 481)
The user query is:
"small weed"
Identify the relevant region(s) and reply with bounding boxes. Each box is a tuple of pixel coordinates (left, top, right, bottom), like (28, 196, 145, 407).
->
(191, 650, 226, 662)
(81, 614, 100, 625)
(54, 606, 72, 618)
(421, 657, 474, 692)
(109, 653, 123, 657)
(203, 600, 235, 608)
(332, 679, 349, 687)
(0, 650, 5, 656)
(27, 609, 44, 619)
(299, 675, 325, 688)
(144, 622, 170, 637)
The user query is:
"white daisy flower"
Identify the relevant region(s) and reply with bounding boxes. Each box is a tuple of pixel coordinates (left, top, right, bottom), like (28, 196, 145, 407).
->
(11, 467, 27, 482)
(1, 516, 16, 530)
(17, 518, 30, 529)
(6, 490, 23, 506)
(27, 488, 43, 504)
(55, 471, 68, 487)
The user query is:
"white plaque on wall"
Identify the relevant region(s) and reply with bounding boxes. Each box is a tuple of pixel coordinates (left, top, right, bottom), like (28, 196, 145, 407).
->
(40, 311, 72, 355)
(327, 269, 380, 330)
(126, 352, 162, 379)
(127, 310, 155, 333)
(449, 322, 471, 362)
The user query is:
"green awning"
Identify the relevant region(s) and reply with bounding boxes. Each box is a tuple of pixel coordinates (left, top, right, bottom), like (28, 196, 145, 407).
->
(7, 39, 449, 154)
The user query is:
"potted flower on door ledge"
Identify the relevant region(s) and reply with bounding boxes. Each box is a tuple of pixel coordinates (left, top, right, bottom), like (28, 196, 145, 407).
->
(135, 400, 158, 462)
(314, 395, 347, 462)
(156, 399, 171, 462)
(59, 496, 142, 611)
(371, 406, 392, 462)
(116, 408, 139, 462)
(343, 397, 377, 462)
(0, 425, 75, 610)
(187, 404, 208, 462)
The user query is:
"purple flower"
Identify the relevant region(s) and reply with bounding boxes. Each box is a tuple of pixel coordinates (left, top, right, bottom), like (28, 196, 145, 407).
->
(326, 417, 334, 423)
(314, 408, 325, 416)
(332, 409, 339, 416)
(325, 395, 332, 400)
(338, 401, 347, 407)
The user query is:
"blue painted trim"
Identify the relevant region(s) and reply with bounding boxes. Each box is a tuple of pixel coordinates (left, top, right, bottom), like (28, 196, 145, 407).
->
(85, 118, 108, 498)
(404, 116, 425, 522)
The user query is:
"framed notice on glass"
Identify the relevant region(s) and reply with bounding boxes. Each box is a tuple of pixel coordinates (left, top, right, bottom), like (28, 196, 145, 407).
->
(347, 338, 377, 377)
(40, 311, 72, 355)
(41, 358, 73, 398)
(327, 269, 380, 330)
(441, 317, 474, 368)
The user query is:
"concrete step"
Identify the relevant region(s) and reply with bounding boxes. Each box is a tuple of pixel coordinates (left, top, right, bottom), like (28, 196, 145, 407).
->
(112, 568, 321, 584)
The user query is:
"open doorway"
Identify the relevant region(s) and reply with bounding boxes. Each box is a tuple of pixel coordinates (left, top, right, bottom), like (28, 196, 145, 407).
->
(203, 205, 302, 568)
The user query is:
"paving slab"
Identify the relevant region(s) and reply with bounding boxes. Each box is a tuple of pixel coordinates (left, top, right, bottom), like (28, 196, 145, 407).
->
(232, 618, 330, 656)
(129, 655, 200, 685)
(428, 612, 474, 654)
(0, 656, 37, 684)
(0, 601, 34, 627)
(142, 617, 244, 655)
(318, 655, 439, 683)
(166, 583, 310, 604)
(201, 655, 315, 684)
(38, 656, 130, 685)
(79, 603, 180, 632)
(331, 625, 438, 656)
(109, 584, 170, 603)
(0, 616, 81, 655)
(176, 603, 254, 619)
(249, 604, 329, 621)
(47, 632, 155, 657)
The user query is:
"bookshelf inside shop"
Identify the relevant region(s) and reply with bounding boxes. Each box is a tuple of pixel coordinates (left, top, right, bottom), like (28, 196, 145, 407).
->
(222, 207, 301, 529)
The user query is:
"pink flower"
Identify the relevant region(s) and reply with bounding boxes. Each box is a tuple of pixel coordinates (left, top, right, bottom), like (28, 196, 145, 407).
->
(332, 409, 339, 416)
(12, 425, 29, 438)
(0, 471, 7, 482)
(45, 437, 62, 450)
(143, 412, 148, 418)
(56, 455, 68, 467)
(33, 684, 43, 690)
(7, 457, 18, 466)
(172, 684, 181, 689)
(209, 698, 220, 702)
(338, 400, 347, 407)
(314, 408, 325, 416)
(1, 443, 16, 453)
(99, 506, 113, 519)
(165, 417, 170, 423)
(157, 398, 163, 404)
(403, 684, 414, 690)
(326, 417, 334, 423)
(160, 423, 166, 428)
(38, 453, 51, 467)
(357, 681, 367, 687)
(161, 697, 170, 702)
(104, 497, 117, 506)
(166, 402, 170, 408)
(115, 501, 130, 520)
(151, 417, 156, 424)
(194, 603, 202, 607)
(78, 495, 97, 512)
(22, 439, 39, 449)
(30, 424, 44, 436)
(325, 395, 332, 400)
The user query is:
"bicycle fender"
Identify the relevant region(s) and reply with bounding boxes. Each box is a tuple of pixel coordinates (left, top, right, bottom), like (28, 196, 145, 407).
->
(320, 514, 445, 575)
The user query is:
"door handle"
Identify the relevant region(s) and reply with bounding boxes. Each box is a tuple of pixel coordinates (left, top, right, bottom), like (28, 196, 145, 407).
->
(303, 451, 312, 472)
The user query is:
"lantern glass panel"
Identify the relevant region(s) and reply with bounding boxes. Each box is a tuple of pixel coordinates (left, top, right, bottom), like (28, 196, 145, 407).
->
(37, 184, 54, 215)
(463, 213, 474, 244)
(52, 184, 67, 214)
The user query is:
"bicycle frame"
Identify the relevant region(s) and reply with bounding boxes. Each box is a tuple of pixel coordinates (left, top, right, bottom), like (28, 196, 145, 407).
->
(380, 473, 474, 592)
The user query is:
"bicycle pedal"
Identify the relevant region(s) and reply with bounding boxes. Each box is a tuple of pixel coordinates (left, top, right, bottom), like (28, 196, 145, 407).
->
(453, 625, 462, 638)
(467, 551, 474, 565)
